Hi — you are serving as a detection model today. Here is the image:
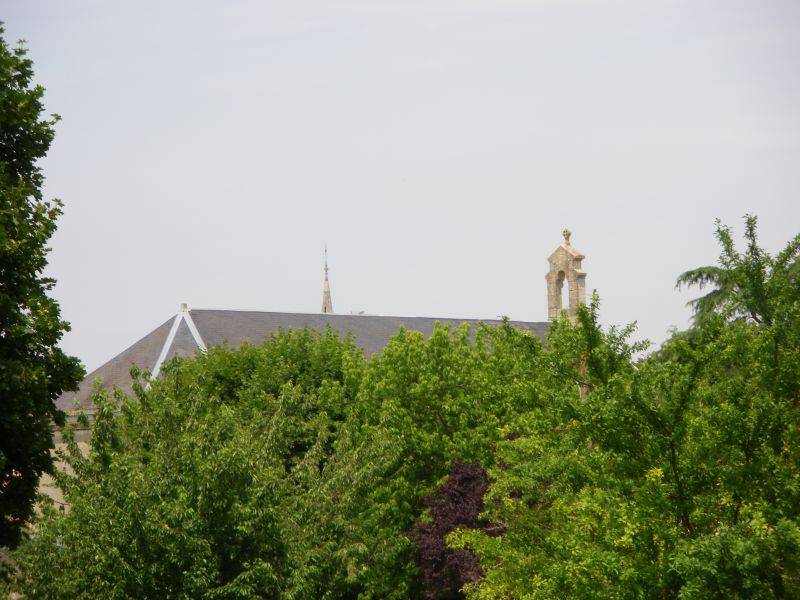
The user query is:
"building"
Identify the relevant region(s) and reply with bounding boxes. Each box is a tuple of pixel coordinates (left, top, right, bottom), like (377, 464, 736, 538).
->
(56, 231, 587, 415)
(42, 232, 587, 506)
(56, 231, 586, 415)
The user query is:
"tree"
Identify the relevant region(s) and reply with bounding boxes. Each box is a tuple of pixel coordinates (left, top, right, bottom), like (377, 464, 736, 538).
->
(453, 222, 800, 598)
(0, 24, 83, 548)
(310, 322, 542, 598)
(5, 217, 796, 598)
(2, 322, 544, 597)
(3, 328, 362, 597)
(408, 461, 492, 600)
(676, 215, 800, 327)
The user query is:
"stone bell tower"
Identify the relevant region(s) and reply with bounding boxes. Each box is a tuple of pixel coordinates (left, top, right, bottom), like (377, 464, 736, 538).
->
(545, 228, 586, 320)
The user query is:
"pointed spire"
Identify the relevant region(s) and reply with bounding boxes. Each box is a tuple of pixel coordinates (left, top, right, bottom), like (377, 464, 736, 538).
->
(321, 245, 333, 313)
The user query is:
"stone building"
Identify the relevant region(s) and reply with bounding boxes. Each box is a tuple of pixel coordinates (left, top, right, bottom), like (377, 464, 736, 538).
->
(42, 232, 586, 505)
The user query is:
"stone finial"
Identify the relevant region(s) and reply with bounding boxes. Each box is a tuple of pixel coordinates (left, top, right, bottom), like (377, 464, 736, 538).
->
(562, 228, 571, 245)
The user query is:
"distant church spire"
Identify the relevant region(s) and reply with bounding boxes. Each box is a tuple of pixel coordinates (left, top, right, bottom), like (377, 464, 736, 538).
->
(321, 245, 333, 313)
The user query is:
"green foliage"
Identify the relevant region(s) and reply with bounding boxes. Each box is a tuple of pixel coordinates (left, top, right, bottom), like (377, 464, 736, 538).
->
(0, 24, 83, 548)
(677, 215, 800, 328)
(309, 323, 541, 598)
(4, 324, 542, 598)
(455, 219, 800, 599)
(4, 216, 799, 598)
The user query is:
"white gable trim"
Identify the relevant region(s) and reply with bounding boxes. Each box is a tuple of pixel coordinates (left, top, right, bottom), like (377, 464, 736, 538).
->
(148, 304, 207, 385)
(183, 308, 207, 352)
(150, 313, 182, 381)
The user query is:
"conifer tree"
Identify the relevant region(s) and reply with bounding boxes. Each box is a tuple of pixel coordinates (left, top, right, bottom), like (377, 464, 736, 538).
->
(676, 215, 800, 327)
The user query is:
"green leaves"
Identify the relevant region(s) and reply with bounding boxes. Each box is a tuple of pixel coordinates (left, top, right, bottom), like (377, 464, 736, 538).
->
(460, 223, 800, 599)
(5, 216, 799, 598)
(0, 24, 84, 548)
(678, 216, 800, 329)
(4, 321, 553, 597)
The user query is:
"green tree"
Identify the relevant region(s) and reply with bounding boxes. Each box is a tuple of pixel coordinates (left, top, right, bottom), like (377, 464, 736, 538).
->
(5, 328, 363, 597)
(3, 323, 544, 598)
(676, 215, 800, 327)
(6, 217, 796, 598)
(286, 323, 542, 598)
(0, 24, 83, 548)
(453, 220, 800, 598)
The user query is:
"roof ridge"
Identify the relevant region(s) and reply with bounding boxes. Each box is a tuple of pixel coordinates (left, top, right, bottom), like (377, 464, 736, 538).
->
(188, 308, 547, 324)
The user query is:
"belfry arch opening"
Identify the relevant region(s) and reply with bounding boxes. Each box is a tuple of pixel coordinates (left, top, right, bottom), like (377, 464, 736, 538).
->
(557, 270, 567, 313)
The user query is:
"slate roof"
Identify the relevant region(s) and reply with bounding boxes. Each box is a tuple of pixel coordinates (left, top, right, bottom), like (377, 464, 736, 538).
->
(57, 309, 549, 413)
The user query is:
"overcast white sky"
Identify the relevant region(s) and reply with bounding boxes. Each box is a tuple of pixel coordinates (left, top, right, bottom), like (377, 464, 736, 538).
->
(5, 0, 800, 371)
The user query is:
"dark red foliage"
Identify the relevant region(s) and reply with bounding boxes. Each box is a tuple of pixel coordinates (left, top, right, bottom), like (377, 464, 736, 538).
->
(409, 462, 491, 599)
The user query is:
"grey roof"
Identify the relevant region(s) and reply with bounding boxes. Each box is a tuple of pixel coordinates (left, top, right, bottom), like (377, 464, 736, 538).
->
(57, 310, 549, 413)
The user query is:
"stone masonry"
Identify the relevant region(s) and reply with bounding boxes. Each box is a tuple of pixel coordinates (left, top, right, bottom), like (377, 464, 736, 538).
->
(545, 229, 587, 320)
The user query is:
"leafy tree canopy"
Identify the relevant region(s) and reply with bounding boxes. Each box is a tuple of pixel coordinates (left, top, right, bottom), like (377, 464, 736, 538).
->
(0, 23, 83, 549)
(4, 217, 799, 599)
(454, 218, 800, 599)
(5, 323, 541, 598)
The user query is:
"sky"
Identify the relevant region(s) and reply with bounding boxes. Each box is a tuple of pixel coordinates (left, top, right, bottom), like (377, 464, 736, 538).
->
(4, 0, 800, 371)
